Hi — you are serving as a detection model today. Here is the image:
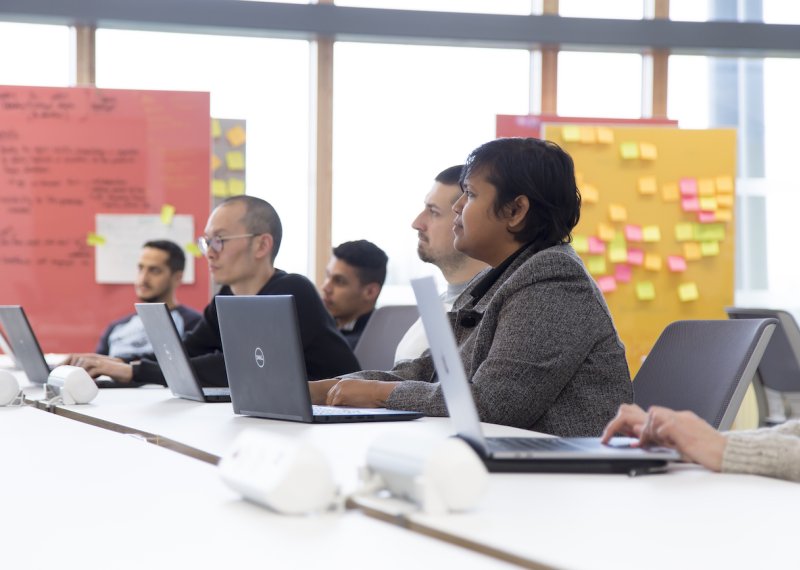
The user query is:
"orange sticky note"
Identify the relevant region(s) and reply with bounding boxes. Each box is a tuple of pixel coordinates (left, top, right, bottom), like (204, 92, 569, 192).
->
(582, 184, 599, 204)
(698, 178, 715, 196)
(562, 125, 581, 142)
(620, 142, 639, 160)
(598, 223, 616, 242)
(715, 209, 733, 222)
(715, 176, 734, 193)
(636, 281, 656, 301)
(211, 154, 221, 171)
(638, 176, 657, 195)
(678, 282, 699, 302)
(642, 225, 661, 243)
(644, 253, 662, 271)
(596, 127, 614, 144)
(639, 142, 658, 160)
(717, 194, 734, 208)
(226, 124, 246, 148)
(579, 127, 596, 144)
(662, 182, 679, 202)
(683, 242, 702, 261)
(609, 204, 627, 222)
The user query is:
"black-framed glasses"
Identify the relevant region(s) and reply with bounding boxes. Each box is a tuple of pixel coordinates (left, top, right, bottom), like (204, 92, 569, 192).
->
(197, 233, 254, 255)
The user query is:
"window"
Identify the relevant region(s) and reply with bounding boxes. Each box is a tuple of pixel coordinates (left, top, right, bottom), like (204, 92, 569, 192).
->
(557, 52, 643, 119)
(0, 23, 70, 87)
(334, 0, 531, 15)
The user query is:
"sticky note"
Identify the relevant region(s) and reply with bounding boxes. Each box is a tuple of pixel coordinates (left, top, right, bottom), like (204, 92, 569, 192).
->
(228, 178, 245, 196)
(185, 243, 202, 258)
(211, 119, 221, 138)
(212, 179, 228, 198)
(699, 197, 718, 211)
(226, 151, 245, 171)
(596, 127, 614, 144)
(615, 264, 632, 283)
(597, 276, 617, 293)
(636, 281, 656, 301)
(644, 253, 662, 271)
(609, 245, 627, 263)
(588, 236, 606, 255)
(627, 248, 644, 266)
(715, 209, 733, 222)
(701, 241, 720, 256)
(587, 256, 607, 275)
(642, 225, 661, 243)
(625, 224, 643, 242)
(662, 183, 679, 202)
(698, 211, 717, 224)
(562, 125, 580, 142)
(679, 178, 698, 196)
(572, 235, 589, 253)
(582, 184, 599, 204)
(579, 127, 596, 144)
(638, 176, 657, 195)
(226, 124, 246, 148)
(683, 242, 702, 261)
(667, 255, 687, 272)
(716, 176, 734, 193)
(86, 232, 106, 246)
(610, 231, 626, 247)
(678, 282, 699, 302)
(598, 223, 616, 242)
(639, 143, 658, 160)
(211, 154, 221, 171)
(620, 142, 640, 160)
(717, 194, 734, 208)
(609, 204, 627, 222)
(681, 197, 700, 212)
(694, 224, 725, 242)
(160, 204, 176, 225)
(698, 179, 715, 196)
(675, 223, 694, 242)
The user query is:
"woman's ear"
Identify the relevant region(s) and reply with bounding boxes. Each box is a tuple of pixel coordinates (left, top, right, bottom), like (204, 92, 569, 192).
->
(504, 195, 530, 232)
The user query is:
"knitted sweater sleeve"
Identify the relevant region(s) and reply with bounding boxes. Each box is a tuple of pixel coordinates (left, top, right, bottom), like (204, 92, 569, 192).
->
(722, 420, 800, 482)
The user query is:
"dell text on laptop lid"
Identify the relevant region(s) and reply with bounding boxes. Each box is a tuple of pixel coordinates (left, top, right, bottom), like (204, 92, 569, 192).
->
(410, 276, 680, 474)
(215, 295, 422, 423)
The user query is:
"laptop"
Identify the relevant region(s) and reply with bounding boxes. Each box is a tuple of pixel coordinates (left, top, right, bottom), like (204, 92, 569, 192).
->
(0, 305, 133, 389)
(353, 305, 419, 370)
(216, 295, 422, 423)
(410, 276, 681, 475)
(136, 303, 231, 403)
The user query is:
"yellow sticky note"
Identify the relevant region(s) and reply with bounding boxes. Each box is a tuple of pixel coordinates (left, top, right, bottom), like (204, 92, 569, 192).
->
(698, 179, 715, 196)
(683, 242, 702, 261)
(639, 143, 658, 160)
(716, 176, 734, 193)
(609, 245, 627, 263)
(715, 209, 733, 222)
(572, 235, 589, 253)
(228, 178, 245, 196)
(587, 256, 607, 276)
(211, 154, 222, 172)
(185, 243, 202, 258)
(226, 125, 246, 148)
(636, 281, 656, 301)
(638, 176, 657, 195)
(675, 223, 694, 242)
(562, 125, 580, 142)
(597, 223, 616, 243)
(609, 204, 627, 222)
(717, 194, 734, 208)
(582, 184, 599, 204)
(160, 204, 176, 225)
(620, 142, 639, 160)
(644, 253, 662, 271)
(699, 197, 718, 211)
(579, 127, 596, 144)
(212, 179, 228, 198)
(86, 232, 106, 246)
(596, 127, 614, 144)
(642, 225, 661, 243)
(701, 241, 720, 257)
(211, 119, 221, 139)
(678, 282, 699, 302)
(226, 151, 245, 171)
(662, 182, 679, 202)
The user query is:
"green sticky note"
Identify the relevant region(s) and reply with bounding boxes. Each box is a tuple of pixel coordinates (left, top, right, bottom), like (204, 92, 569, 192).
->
(211, 119, 222, 138)
(678, 282, 699, 302)
(642, 225, 661, 243)
(572, 235, 589, 253)
(693, 223, 725, 242)
(620, 142, 640, 160)
(86, 232, 106, 246)
(609, 245, 628, 263)
(212, 179, 228, 198)
(562, 125, 580, 142)
(185, 243, 202, 257)
(636, 281, 656, 301)
(160, 204, 176, 225)
(700, 241, 720, 256)
(675, 223, 694, 242)
(228, 178, 245, 196)
(587, 256, 607, 276)
(610, 231, 626, 248)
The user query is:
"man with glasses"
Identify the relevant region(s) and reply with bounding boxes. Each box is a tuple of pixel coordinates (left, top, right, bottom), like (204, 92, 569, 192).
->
(70, 195, 360, 387)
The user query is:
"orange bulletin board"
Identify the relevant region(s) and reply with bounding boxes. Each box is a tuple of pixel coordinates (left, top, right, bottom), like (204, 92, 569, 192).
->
(543, 125, 736, 374)
(0, 86, 210, 352)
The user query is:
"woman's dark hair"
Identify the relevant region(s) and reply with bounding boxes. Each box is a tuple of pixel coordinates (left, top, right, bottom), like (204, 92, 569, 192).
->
(460, 137, 581, 251)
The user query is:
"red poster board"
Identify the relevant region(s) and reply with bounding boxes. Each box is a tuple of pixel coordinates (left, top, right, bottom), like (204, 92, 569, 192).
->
(0, 86, 210, 352)
(496, 114, 678, 139)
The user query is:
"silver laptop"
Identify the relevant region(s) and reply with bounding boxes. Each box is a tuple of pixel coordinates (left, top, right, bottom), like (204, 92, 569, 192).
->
(136, 303, 230, 402)
(410, 276, 681, 475)
(0, 305, 131, 388)
(353, 305, 419, 370)
(216, 295, 422, 423)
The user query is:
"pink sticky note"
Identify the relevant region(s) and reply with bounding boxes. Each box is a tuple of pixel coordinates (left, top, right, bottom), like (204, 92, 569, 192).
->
(667, 255, 687, 272)
(698, 211, 716, 223)
(679, 178, 698, 196)
(596, 276, 617, 293)
(588, 236, 606, 254)
(624, 224, 643, 242)
(627, 248, 644, 266)
(682, 197, 700, 212)
(614, 264, 632, 283)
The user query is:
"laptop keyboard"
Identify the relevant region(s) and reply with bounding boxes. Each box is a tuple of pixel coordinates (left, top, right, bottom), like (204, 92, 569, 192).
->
(313, 405, 374, 416)
(489, 437, 587, 452)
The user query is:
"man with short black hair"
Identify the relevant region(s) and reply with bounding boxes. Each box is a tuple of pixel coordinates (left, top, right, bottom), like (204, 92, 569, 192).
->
(321, 240, 388, 349)
(95, 240, 202, 359)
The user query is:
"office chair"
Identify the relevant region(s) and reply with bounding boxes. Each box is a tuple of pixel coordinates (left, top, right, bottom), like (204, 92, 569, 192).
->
(633, 319, 777, 430)
(353, 305, 419, 371)
(725, 308, 800, 425)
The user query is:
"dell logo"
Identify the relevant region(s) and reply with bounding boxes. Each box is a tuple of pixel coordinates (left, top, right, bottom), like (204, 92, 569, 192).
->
(254, 347, 265, 368)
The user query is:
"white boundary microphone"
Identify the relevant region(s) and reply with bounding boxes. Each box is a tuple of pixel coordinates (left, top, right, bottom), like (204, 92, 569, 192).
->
(362, 432, 489, 514)
(46, 365, 99, 405)
(219, 429, 339, 515)
(0, 370, 22, 406)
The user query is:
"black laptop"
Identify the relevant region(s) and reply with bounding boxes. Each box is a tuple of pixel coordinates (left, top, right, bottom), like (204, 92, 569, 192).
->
(410, 276, 681, 475)
(216, 295, 422, 423)
(136, 303, 230, 402)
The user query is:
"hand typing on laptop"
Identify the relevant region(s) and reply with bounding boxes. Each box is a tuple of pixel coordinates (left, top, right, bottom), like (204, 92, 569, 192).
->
(309, 378, 400, 408)
(62, 353, 134, 383)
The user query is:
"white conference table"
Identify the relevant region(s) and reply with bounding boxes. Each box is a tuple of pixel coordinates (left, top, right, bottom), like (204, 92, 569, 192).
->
(0, 406, 518, 570)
